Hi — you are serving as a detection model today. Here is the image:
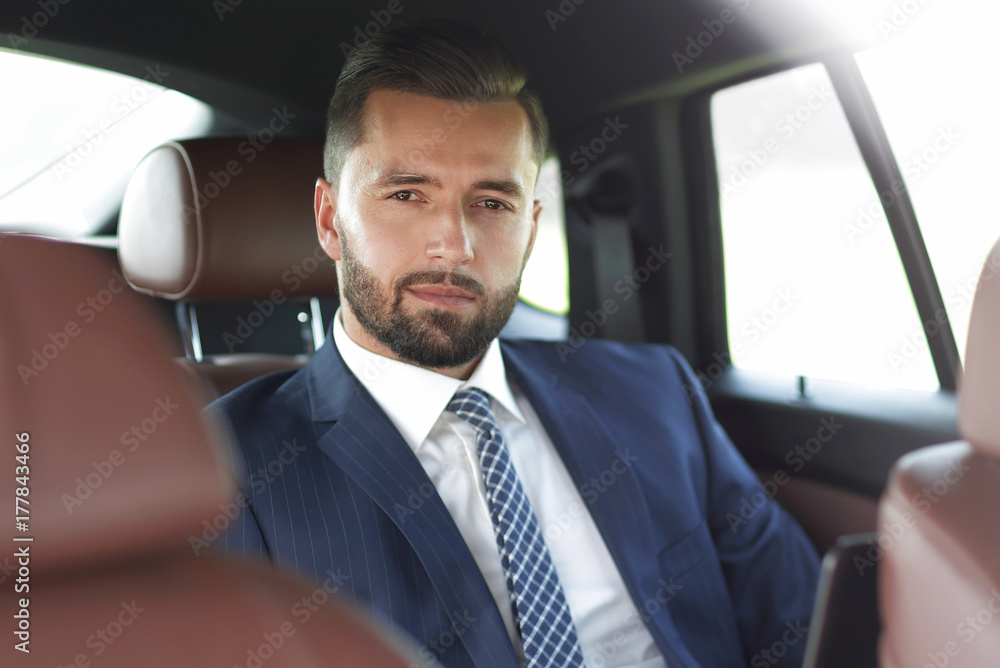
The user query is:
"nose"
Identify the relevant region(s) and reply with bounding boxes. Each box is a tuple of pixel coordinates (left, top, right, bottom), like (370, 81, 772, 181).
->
(425, 202, 474, 267)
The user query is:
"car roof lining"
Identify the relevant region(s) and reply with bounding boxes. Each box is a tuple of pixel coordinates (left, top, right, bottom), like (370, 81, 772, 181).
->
(0, 0, 869, 139)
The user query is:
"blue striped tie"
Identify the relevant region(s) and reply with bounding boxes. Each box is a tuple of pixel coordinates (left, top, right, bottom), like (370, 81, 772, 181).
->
(448, 388, 585, 667)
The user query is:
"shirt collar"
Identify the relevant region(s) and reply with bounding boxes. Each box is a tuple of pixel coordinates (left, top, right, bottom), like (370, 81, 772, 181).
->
(332, 308, 525, 452)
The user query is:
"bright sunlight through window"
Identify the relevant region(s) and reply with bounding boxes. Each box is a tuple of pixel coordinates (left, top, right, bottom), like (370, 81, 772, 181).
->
(714, 0, 1000, 392)
(854, 0, 1000, 367)
(0, 50, 213, 238)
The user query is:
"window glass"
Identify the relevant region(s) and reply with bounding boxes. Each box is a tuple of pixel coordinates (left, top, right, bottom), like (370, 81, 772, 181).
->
(712, 63, 938, 391)
(0, 49, 213, 237)
(519, 155, 569, 315)
(855, 0, 1000, 365)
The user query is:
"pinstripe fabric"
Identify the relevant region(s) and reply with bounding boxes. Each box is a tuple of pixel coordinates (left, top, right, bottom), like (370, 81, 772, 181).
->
(211, 348, 516, 667)
(209, 334, 821, 668)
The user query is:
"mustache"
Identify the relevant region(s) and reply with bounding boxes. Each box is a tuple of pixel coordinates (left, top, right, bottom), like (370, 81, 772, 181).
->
(393, 269, 488, 299)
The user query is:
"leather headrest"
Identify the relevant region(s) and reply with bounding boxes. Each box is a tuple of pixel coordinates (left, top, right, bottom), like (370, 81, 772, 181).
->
(118, 138, 338, 301)
(959, 236, 1000, 457)
(0, 234, 236, 574)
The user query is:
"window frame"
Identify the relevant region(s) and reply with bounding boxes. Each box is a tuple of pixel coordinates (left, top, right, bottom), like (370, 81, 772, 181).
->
(824, 54, 961, 391)
(701, 56, 962, 393)
(671, 58, 962, 500)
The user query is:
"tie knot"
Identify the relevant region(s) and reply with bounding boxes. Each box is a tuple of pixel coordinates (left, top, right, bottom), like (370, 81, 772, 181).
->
(448, 388, 497, 435)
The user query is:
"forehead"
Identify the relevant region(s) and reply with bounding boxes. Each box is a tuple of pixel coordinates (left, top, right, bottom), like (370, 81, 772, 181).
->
(356, 90, 537, 180)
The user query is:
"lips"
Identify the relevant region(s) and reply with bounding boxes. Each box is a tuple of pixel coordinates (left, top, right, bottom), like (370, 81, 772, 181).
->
(406, 284, 477, 308)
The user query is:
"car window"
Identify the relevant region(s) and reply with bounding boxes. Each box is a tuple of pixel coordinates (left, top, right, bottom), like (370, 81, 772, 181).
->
(519, 154, 569, 316)
(712, 63, 938, 392)
(0, 49, 213, 237)
(854, 0, 1000, 366)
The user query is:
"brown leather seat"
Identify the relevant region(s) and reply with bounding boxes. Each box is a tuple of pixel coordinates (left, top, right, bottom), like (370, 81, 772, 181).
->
(117, 138, 338, 401)
(877, 237, 1000, 667)
(0, 234, 430, 667)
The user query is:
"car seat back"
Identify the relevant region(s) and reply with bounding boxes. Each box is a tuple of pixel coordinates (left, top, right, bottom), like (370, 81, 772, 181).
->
(877, 236, 1000, 668)
(0, 234, 428, 667)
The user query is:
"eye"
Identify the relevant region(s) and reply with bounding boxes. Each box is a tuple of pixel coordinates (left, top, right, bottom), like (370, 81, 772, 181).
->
(478, 199, 509, 211)
(389, 191, 418, 201)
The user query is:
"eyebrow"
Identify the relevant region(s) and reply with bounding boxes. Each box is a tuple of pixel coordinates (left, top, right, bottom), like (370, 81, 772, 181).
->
(373, 170, 526, 200)
(472, 179, 526, 200)
(374, 171, 442, 189)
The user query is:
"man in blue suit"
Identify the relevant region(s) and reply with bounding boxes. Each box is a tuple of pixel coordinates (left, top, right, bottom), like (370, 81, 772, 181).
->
(211, 19, 819, 668)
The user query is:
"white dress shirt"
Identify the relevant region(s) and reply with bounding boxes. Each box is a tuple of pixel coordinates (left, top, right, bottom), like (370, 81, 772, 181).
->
(334, 310, 667, 668)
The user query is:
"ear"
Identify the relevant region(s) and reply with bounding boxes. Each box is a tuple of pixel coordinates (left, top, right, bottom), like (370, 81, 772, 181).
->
(315, 178, 341, 261)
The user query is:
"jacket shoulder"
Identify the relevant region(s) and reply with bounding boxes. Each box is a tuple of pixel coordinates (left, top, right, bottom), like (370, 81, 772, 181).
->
(502, 337, 691, 376)
(206, 367, 305, 427)
(501, 337, 699, 400)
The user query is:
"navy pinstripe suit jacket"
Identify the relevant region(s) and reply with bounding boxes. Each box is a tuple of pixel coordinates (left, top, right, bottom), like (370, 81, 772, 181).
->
(209, 335, 819, 667)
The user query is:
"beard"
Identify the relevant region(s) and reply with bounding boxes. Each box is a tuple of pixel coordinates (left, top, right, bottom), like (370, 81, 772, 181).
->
(338, 233, 523, 369)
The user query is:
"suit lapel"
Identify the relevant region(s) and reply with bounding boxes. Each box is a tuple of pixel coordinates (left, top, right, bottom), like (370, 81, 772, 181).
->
(501, 342, 693, 668)
(306, 340, 518, 668)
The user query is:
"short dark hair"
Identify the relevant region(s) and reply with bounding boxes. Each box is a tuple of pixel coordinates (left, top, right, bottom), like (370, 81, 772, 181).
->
(323, 19, 548, 186)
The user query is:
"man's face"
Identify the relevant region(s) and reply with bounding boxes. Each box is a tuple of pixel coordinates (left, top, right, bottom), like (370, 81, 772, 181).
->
(315, 90, 541, 377)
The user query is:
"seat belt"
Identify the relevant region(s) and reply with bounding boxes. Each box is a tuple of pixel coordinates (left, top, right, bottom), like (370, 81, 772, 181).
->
(565, 197, 645, 343)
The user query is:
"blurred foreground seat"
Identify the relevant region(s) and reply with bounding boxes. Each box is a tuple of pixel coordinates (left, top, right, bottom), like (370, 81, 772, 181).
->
(878, 236, 1000, 667)
(0, 234, 432, 667)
